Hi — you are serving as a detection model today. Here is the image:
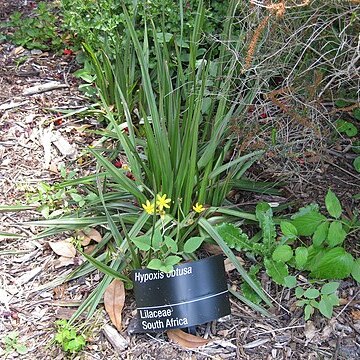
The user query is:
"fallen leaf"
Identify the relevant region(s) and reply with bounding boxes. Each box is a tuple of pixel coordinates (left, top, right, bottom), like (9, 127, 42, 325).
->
(167, 329, 209, 349)
(82, 228, 102, 243)
(79, 234, 92, 246)
(51, 131, 77, 158)
(49, 241, 76, 258)
(104, 280, 125, 331)
(351, 310, 360, 320)
(54, 256, 76, 268)
(202, 243, 222, 255)
(304, 321, 319, 345)
(16, 266, 42, 285)
(224, 256, 245, 272)
(84, 245, 96, 254)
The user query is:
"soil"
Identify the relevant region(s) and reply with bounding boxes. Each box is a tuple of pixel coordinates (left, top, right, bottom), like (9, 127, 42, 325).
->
(1, 1, 360, 359)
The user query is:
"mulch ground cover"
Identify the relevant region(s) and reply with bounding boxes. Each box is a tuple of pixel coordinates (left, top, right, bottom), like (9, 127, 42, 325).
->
(1, 1, 359, 359)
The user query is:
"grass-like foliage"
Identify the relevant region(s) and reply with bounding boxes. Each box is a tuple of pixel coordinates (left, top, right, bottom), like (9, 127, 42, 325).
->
(24, 0, 278, 320)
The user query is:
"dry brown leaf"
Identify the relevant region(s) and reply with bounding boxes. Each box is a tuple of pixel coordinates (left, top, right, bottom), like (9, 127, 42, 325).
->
(167, 329, 209, 349)
(224, 257, 245, 272)
(351, 310, 360, 320)
(49, 241, 76, 258)
(104, 279, 125, 331)
(84, 245, 96, 254)
(81, 228, 102, 243)
(202, 243, 222, 255)
(54, 256, 76, 268)
(79, 232, 92, 246)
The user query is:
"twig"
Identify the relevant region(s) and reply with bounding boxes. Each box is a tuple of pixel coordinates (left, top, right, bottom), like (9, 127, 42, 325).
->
(22, 82, 69, 96)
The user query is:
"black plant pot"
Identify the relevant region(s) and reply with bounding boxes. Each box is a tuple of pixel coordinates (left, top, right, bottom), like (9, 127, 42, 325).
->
(131, 254, 231, 333)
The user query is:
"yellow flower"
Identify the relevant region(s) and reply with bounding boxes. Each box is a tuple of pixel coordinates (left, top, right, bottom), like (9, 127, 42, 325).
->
(156, 194, 171, 211)
(122, 163, 131, 171)
(142, 200, 155, 214)
(193, 202, 205, 213)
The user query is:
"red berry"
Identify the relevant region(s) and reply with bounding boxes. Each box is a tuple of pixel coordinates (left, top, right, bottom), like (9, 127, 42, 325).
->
(126, 172, 135, 181)
(260, 113, 267, 119)
(63, 49, 73, 56)
(113, 161, 123, 168)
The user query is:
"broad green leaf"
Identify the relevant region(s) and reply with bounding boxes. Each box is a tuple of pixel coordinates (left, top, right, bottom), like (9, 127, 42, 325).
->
(215, 223, 252, 251)
(304, 245, 326, 271)
(304, 304, 314, 320)
(291, 211, 327, 236)
(164, 236, 178, 253)
(160, 265, 173, 273)
(295, 247, 308, 269)
(256, 202, 276, 250)
(353, 108, 360, 120)
(280, 221, 298, 237)
(310, 247, 354, 279)
(296, 299, 307, 307)
(327, 221, 347, 247)
(318, 297, 333, 319)
(351, 259, 360, 282)
(151, 229, 163, 250)
(312, 222, 329, 247)
(303, 288, 320, 299)
(336, 119, 358, 137)
(147, 259, 162, 270)
(183, 236, 204, 253)
(295, 287, 305, 298)
(321, 282, 339, 295)
(335, 100, 348, 107)
(132, 235, 151, 251)
(284, 275, 297, 289)
(264, 258, 288, 285)
(164, 255, 182, 266)
(272, 245, 293, 262)
(15, 344, 28, 355)
(325, 190, 342, 218)
(325, 293, 340, 306)
(354, 156, 360, 173)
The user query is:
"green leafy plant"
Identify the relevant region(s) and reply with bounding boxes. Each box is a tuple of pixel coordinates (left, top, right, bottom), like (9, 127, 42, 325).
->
(215, 189, 359, 305)
(295, 282, 340, 320)
(54, 320, 86, 354)
(3, 331, 28, 356)
(22, 0, 275, 323)
(60, 0, 228, 56)
(289, 189, 359, 280)
(3, 2, 62, 50)
(24, 165, 96, 218)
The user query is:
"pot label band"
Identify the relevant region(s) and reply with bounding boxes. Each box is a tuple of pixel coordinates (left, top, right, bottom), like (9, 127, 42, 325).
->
(131, 255, 231, 333)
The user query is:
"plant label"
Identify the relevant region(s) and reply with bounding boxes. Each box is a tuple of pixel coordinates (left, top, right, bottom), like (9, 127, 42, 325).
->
(131, 255, 231, 333)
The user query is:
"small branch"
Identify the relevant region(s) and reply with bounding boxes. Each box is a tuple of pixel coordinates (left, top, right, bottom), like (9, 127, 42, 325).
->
(22, 81, 69, 96)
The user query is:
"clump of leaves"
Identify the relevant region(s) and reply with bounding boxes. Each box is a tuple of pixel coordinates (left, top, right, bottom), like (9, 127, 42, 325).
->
(25, 165, 97, 218)
(216, 189, 359, 306)
(3, 2, 62, 50)
(2, 331, 28, 356)
(54, 320, 86, 353)
(295, 282, 340, 320)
